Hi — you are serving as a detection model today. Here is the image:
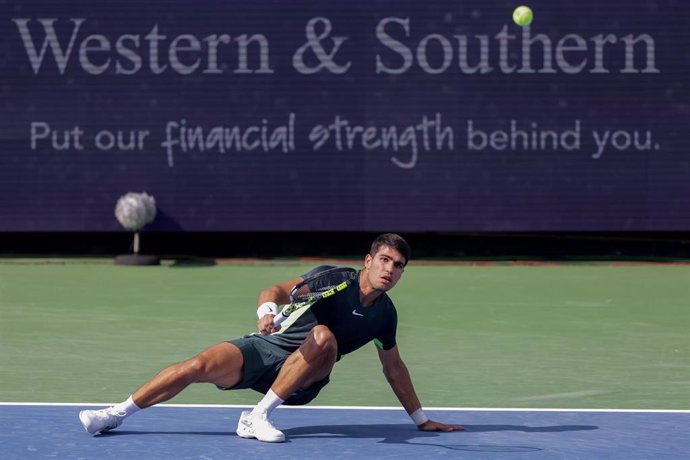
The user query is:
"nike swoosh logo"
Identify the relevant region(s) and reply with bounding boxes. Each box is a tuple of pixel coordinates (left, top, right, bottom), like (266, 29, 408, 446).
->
(352, 310, 364, 317)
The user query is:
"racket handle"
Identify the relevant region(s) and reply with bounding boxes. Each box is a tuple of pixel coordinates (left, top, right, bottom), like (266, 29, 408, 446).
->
(272, 311, 289, 327)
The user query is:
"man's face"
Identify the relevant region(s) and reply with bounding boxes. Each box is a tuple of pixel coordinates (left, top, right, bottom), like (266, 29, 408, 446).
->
(364, 245, 406, 292)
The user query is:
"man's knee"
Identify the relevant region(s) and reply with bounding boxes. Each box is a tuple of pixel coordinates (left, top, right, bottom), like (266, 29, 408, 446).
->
(179, 356, 209, 382)
(310, 325, 337, 353)
(299, 326, 337, 368)
(185, 343, 243, 386)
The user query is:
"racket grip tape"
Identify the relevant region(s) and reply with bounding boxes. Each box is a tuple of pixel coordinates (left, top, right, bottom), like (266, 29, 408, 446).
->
(272, 311, 289, 326)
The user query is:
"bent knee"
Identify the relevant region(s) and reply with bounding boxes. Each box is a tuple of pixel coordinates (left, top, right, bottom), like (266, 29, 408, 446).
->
(180, 356, 208, 381)
(311, 325, 336, 350)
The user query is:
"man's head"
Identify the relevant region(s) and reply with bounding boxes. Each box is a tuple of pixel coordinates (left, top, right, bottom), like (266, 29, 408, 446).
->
(363, 233, 411, 292)
(369, 233, 411, 266)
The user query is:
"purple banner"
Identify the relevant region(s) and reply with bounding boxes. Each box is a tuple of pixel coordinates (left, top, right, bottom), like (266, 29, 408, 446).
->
(0, 0, 688, 231)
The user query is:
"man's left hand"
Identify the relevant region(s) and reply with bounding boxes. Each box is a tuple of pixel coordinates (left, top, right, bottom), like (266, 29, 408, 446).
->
(417, 420, 464, 432)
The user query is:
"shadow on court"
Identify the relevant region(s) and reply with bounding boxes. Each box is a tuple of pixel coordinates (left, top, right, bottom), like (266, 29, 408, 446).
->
(280, 423, 597, 452)
(463, 424, 598, 433)
(102, 431, 231, 437)
(100, 424, 561, 453)
(100, 423, 596, 440)
(285, 422, 597, 439)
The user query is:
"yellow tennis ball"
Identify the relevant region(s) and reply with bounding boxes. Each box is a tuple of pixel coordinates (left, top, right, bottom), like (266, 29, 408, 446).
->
(513, 6, 534, 26)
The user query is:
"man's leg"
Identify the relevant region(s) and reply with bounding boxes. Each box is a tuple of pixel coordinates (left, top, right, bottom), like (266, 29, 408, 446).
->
(79, 342, 244, 435)
(238, 326, 337, 443)
(271, 325, 337, 400)
(133, 342, 244, 407)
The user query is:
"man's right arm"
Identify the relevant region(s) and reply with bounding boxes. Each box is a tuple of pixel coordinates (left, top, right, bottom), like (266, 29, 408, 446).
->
(256, 276, 303, 335)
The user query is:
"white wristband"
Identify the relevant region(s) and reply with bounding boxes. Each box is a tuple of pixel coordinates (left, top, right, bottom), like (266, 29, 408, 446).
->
(410, 408, 429, 426)
(257, 302, 278, 318)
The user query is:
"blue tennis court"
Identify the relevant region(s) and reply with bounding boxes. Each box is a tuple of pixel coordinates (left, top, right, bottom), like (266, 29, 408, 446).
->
(2, 404, 688, 459)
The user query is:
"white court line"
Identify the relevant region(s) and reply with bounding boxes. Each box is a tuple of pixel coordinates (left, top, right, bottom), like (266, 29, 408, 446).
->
(0, 402, 688, 413)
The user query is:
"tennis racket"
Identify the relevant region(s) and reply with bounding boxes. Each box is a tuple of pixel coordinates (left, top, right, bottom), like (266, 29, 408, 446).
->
(273, 267, 357, 327)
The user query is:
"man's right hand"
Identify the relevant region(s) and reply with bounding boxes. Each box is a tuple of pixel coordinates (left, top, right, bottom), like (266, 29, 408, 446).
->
(257, 315, 280, 335)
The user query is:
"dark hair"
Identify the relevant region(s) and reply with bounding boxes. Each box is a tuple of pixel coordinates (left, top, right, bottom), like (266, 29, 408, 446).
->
(370, 233, 411, 265)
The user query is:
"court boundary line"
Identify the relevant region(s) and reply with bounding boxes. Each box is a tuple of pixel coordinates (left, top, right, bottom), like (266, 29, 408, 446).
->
(1, 402, 688, 413)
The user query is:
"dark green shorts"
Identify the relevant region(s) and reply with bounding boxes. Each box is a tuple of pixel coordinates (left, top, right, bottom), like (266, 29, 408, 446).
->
(221, 335, 329, 406)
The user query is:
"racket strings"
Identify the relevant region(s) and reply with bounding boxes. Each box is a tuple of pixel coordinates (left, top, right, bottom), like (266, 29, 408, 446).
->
(290, 268, 357, 303)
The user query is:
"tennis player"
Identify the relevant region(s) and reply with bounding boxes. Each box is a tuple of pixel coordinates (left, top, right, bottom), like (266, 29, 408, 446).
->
(79, 233, 463, 442)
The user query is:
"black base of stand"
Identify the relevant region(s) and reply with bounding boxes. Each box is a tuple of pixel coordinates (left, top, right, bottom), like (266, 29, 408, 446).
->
(114, 254, 161, 266)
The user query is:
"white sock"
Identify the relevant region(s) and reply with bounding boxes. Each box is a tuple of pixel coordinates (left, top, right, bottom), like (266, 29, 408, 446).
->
(113, 395, 141, 417)
(251, 389, 284, 416)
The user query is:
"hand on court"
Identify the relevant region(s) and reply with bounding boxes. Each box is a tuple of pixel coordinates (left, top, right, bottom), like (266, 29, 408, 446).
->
(257, 314, 281, 335)
(417, 420, 464, 432)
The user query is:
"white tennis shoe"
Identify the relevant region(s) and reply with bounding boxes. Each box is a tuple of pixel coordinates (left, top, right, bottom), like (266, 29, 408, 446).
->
(236, 410, 285, 443)
(79, 407, 126, 435)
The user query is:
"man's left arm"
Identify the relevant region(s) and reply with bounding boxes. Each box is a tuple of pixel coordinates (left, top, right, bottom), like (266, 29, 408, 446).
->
(377, 344, 464, 432)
